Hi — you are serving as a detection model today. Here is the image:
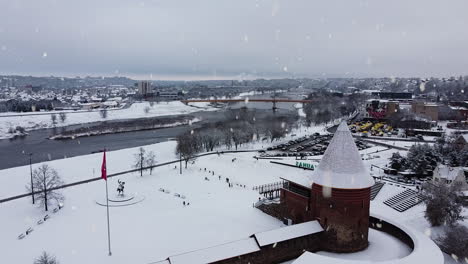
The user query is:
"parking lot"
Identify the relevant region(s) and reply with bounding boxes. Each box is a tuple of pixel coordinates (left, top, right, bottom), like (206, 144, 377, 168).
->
(261, 133, 372, 158)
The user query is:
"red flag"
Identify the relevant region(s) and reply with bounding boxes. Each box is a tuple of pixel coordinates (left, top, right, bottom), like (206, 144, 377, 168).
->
(101, 151, 107, 180)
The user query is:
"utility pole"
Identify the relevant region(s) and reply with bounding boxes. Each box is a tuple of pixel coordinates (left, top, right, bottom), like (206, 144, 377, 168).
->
(29, 153, 35, 204)
(179, 151, 182, 174)
(140, 152, 144, 177)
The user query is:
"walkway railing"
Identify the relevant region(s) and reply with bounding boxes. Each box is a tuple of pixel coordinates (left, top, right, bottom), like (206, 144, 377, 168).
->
(0, 149, 259, 204)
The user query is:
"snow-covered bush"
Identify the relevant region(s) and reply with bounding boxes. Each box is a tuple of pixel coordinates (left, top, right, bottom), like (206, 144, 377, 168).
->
(436, 225, 468, 261)
(58, 112, 67, 123)
(406, 144, 441, 175)
(421, 181, 465, 226)
(15, 126, 25, 133)
(389, 152, 407, 171)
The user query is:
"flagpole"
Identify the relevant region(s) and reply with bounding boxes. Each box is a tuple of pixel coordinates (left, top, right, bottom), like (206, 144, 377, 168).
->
(102, 149, 112, 256)
(105, 177, 112, 256)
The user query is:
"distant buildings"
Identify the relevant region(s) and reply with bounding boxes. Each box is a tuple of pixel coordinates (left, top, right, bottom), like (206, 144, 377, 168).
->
(411, 102, 439, 121)
(137, 81, 153, 96)
(372, 92, 412, 100)
(364, 99, 400, 119)
(454, 134, 468, 151)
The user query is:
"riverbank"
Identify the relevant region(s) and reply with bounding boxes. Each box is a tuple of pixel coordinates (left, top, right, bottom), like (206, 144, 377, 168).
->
(49, 116, 200, 140)
(0, 101, 215, 140)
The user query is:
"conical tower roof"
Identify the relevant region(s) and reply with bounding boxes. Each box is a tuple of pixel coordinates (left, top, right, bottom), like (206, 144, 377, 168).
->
(313, 122, 374, 189)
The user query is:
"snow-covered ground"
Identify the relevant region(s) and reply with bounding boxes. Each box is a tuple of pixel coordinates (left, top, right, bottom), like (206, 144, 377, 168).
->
(0, 145, 317, 263)
(0, 101, 215, 139)
(0, 123, 465, 264)
(316, 228, 411, 261)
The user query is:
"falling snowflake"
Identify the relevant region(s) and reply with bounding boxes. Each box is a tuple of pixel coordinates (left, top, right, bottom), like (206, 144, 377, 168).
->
(271, 0, 280, 17)
(275, 29, 281, 41)
(424, 228, 431, 237)
(42, 52, 48, 58)
(419, 82, 426, 92)
(283, 66, 288, 72)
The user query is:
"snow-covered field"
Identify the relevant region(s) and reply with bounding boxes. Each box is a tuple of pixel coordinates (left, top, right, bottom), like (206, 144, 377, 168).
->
(0, 101, 216, 139)
(0, 146, 315, 263)
(0, 124, 465, 264)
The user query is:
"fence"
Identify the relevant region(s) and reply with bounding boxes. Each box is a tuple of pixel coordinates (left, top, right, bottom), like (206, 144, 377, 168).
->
(0, 149, 260, 204)
(252, 181, 283, 199)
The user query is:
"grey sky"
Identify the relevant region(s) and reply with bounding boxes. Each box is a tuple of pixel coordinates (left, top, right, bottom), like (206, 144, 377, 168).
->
(1, 0, 468, 80)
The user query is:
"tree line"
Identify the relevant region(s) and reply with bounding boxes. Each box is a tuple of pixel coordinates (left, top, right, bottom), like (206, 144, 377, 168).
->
(389, 135, 468, 175)
(176, 108, 299, 168)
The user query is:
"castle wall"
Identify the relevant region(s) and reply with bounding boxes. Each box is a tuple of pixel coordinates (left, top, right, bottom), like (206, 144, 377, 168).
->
(280, 184, 312, 224)
(212, 233, 322, 264)
(311, 184, 371, 252)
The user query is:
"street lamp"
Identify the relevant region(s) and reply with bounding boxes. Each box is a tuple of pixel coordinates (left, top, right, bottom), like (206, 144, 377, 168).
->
(28, 153, 35, 204)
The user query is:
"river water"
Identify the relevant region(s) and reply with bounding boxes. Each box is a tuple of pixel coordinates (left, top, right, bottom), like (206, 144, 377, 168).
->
(0, 98, 301, 169)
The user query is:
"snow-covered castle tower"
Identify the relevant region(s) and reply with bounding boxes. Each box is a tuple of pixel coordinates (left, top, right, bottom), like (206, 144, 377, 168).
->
(310, 122, 374, 252)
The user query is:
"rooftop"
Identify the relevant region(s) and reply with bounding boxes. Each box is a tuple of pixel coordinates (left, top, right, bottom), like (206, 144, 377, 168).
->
(312, 122, 374, 189)
(168, 238, 260, 264)
(254, 220, 323, 247)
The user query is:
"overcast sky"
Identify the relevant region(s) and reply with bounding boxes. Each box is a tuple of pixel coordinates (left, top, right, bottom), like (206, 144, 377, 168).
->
(1, 0, 468, 80)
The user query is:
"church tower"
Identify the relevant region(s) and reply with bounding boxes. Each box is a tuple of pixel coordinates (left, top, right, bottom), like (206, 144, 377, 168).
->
(310, 122, 374, 252)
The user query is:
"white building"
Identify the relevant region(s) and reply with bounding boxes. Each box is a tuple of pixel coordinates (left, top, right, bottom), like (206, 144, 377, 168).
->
(432, 164, 468, 191)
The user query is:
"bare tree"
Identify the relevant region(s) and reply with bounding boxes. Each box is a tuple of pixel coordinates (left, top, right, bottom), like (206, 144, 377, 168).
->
(133, 147, 146, 177)
(26, 164, 64, 212)
(176, 133, 200, 168)
(34, 251, 59, 264)
(436, 225, 468, 260)
(15, 126, 26, 134)
(99, 108, 108, 119)
(145, 151, 156, 175)
(421, 181, 465, 226)
(200, 130, 221, 152)
(50, 113, 57, 125)
(58, 112, 67, 123)
(144, 106, 151, 114)
(221, 128, 233, 149)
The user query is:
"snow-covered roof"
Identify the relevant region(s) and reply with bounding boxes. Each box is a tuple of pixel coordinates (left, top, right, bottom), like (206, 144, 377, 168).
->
(254, 221, 323, 247)
(433, 164, 464, 181)
(462, 134, 468, 142)
(151, 260, 170, 264)
(280, 175, 312, 189)
(313, 122, 374, 189)
(168, 238, 260, 264)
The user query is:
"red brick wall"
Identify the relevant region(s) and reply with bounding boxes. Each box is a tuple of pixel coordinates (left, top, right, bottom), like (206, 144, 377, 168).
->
(280, 188, 312, 224)
(212, 233, 322, 264)
(311, 184, 371, 252)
